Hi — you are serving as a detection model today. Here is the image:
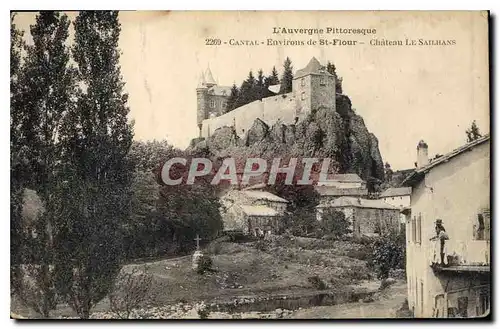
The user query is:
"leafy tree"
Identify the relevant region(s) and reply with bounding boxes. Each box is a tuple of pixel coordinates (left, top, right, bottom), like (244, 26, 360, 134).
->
(466, 120, 482, 142)
(327, 61, 343, 93)
(10, 13, 26, 297)
(13, 11, 76, 317)
(279, 57, 293, 94)
(371, 233, 405, 280)
(56, 11, 134, 319)
(224, 83, 239, 113)
(321, 209, 351, 238)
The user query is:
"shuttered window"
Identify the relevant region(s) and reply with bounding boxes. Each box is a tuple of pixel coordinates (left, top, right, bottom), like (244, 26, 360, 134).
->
(412, 216, 416, 243)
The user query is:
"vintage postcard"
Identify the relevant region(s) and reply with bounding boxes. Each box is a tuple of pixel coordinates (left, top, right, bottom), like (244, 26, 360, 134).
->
(10, 11, 490, 319)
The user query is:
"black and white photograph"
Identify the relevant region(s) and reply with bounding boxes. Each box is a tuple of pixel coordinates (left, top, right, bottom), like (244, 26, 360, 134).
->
(9, 10, 490, 319)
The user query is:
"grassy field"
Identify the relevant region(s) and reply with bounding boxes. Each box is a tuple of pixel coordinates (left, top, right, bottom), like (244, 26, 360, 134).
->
(12, 235, 380, 318)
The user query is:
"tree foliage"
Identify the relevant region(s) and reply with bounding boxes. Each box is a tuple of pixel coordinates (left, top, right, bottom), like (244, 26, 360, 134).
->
(371, 233, 405, 280)
(279, 57, 293, 94)
(55, 11, 134, 319)
(466, 120, 482, 143)
(12, 11, 75, 317)
(321, 209, 351, 238)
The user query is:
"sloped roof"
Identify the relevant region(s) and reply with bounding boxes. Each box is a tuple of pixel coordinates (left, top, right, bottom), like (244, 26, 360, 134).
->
(204, 67, 216, 85)
(330, 173, 364, 183)
(317, 196, 398, 210)
(268, 84, 281, 94)
(315, 186, 368, 197)
(402, 134, 490, 187)
(295, 57, 334, 79)
(243, 183, 267, 191)
(380, 187, 412, 198)
(241, 205, 280, 217)
(208, 85, 231, 96)
(243, 190, 289, 203)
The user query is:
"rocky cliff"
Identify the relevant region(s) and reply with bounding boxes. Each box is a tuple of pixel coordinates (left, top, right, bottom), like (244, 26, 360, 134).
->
(189, 94, 385, 188)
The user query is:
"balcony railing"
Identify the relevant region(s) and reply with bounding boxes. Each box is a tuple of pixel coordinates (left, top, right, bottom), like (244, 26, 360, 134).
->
(430, 239, 490, 268)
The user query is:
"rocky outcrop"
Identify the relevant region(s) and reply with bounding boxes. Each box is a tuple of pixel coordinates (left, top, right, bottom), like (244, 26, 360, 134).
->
(189, 94, 385, 187)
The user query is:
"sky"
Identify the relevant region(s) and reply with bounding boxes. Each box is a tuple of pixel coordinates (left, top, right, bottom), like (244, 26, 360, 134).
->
(14, 11, 490, 170)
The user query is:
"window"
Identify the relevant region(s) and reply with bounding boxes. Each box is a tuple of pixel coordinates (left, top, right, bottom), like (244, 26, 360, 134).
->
(411, 216, 416, 243)
(474, 210, 490, 240)
(301, 92, 306, 100)
(416, 213, 422, 244)
(209, 99, 215, 108)
(478, 293, 490, 316)
(301, 78, 305, 87)
(476, 214, 485, 240)
(320, 76, 326, 86)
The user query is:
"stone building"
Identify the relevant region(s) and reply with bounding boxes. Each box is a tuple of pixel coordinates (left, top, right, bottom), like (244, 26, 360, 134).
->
(316, 196, 400, 237)
(196, 67, 232, 133)
(402, 135, 490, 318)
(220, 186, 289, 236)
(197, 57, 337, 138)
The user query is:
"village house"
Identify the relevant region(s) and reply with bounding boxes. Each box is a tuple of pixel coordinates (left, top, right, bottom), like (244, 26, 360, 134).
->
(402, 136, 490, 318)
(314, 173, 369, 205)
(219, 185, 289, 236)
(316, 196, 400, 237)
(379, 186, 412, 231)
(379, 187, 412, 209)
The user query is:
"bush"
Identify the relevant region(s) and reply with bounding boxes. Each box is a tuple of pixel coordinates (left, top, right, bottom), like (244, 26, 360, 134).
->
(371, 233, 405, 280)
(254, 240, 268, 252)
(196, 255, 213, 274)
(308, 276, 328, 290)
(108, 266, 154, 319)
(321, 210, 351, 238)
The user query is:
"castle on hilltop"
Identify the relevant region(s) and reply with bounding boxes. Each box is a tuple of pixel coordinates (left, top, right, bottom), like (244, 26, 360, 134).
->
(196, 57, 337, 139)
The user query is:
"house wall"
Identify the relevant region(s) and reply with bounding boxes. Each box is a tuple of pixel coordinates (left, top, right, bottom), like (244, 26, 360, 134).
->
(353, 207, 400, 237)
(406, 140, 490, 318)
(382, 195, 411, 209)
(219, 190, 287, 233)
(316, 205, 399, 237)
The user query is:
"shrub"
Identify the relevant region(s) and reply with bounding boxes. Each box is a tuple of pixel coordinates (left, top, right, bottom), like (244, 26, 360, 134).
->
(308, 276, 328, 290)
(196, 255, 213, 274)
(320, 210, 352, 238)
(255, 240, 268, 252)
(371, 233, 405, 280)
(108, 266, 154, 319)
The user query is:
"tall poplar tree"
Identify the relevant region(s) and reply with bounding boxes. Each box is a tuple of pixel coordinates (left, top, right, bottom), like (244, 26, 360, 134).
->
(14, 11, 75, 317)
(57, 11, 134, 319)
(10, 13, 26, 297)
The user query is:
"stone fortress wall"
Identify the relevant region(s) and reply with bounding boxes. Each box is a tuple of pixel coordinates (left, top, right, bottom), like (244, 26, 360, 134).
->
(201, 92, 302, 138)
(199, 57, 336, 139)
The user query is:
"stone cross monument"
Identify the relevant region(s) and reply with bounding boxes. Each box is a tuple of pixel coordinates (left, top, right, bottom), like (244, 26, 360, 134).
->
(192, 234, 203, 271)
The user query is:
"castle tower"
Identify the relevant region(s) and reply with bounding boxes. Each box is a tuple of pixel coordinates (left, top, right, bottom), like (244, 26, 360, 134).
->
(292, 57, 336, 117)
(204, 66, 217, 88)
(196, 71, 208, 135)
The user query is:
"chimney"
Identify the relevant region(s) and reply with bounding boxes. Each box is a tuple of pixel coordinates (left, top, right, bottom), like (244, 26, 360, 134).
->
(417, 140, 429, 168)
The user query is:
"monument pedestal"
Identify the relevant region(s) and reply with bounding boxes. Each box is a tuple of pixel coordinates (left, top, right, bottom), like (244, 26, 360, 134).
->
(192, 250, 203, 271)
